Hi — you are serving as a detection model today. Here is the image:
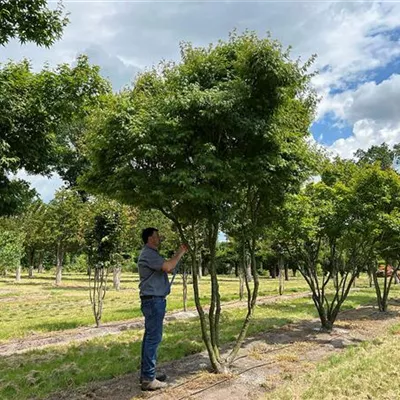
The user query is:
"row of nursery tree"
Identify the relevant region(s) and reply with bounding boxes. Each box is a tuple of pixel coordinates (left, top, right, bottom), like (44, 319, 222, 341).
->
(1, 1, 400, 374)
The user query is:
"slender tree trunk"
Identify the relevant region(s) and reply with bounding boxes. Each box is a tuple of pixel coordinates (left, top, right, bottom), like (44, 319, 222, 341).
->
(270, 265, 276, 279)
(202, 256, 209, 277)
(239, 273, 244, 301)
(113, 266, 121, 291)
(29, 248, 35, 278)
(198, 253, 202, 280)
(371, 263, 384, 311)
(226, 235, 260, 364)
(15, 265, 21, 282)
(239, 243, 246, 301)
(208, 223, 222, 364)
(183, 268, 188, 311)
(55, 242, 64, 286)
(278, 257, 284, 295)
(284, 263, 289, 281)
(376, 262, 399, 312)
(38, 251, 44, 273)
(89, 265, 108, 327)
(246, 254, 252, 282)
(190, 247, 224, 373)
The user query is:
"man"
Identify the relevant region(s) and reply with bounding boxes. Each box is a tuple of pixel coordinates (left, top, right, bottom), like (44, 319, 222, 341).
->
(138, 227, 188, 391)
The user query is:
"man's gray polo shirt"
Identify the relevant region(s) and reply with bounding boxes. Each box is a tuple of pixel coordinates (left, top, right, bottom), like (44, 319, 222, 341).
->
(138, 244, 170, 297)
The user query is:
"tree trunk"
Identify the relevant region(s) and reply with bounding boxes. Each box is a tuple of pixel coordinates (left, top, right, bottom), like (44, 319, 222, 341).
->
(55, 243, 64, 286)
(202, 255, 209, 277)
(89, 265, 108, 327)
(270, 265, 276, 279)
(15, 265, 21, 282)
(29, 248, 35, 278)
(190, 245, 223, 373)
(246, 255, 252, 282)
(208, 223, 221, 362)
(183, 269, 188, 311)
(198, 253, 202, 280)
(113, 266, 121, 291)
(239, 244, 246, 301)
(226, 235, 260, 364)
(278, 257, 284, 295)
(284, 263, 289, 281)
(38, 252, 44, 273)
(239, 273, 244, 301)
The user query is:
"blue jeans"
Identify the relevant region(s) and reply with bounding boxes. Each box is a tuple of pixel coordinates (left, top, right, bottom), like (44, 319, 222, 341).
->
(140, 297, 166, 381)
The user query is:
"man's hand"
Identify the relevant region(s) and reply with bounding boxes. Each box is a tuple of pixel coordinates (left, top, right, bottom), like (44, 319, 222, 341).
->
(179, 243, 189, 254)
(162, 244, 188, 273)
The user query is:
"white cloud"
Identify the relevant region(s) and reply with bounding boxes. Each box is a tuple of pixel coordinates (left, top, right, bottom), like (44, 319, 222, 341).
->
(329, 120, 400, 159)
(320, 73, 400, 159)
(319, 74, 400, 125)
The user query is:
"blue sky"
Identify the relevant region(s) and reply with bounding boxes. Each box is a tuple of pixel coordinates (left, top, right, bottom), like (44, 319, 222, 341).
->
(4, 1, 400, 201)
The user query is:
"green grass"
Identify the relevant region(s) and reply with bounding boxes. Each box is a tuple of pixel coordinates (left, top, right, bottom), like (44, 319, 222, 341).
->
(0, 271, 310, 341)
(0, 284, 384, 400)
(270, 322, 400, 400)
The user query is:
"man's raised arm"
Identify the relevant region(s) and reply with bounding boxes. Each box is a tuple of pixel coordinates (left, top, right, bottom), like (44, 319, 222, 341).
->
(161, 244, 188, 273)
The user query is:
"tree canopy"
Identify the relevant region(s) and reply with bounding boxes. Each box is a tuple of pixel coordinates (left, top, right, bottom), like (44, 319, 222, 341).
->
(0, 56, 111, 216)
(0, 0, 69, 47)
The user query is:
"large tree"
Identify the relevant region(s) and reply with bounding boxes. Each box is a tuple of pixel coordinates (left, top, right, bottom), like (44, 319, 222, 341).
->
(81, 32, 317, 372)
(0, 0, 68, 46)
(0, 56, 110, 216)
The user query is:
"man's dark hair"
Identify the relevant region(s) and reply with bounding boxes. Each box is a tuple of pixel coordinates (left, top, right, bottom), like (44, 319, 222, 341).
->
(142, 227, 158, 244)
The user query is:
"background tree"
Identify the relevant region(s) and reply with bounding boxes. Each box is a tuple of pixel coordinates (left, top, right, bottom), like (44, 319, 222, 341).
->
(354, 166, 400, 312)
(47, 189, 84, 285)
(21, 199, 51, 278)
(0, 217, 25, 280)
(355, 143, 400, 170)
(85, 209, 123, 327)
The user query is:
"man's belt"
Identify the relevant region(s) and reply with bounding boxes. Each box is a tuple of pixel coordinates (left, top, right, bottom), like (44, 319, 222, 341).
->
(140, 295, 165, 300)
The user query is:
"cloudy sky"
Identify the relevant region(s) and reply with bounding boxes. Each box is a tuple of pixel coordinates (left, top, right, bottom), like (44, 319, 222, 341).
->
(4, 0, 400, 201)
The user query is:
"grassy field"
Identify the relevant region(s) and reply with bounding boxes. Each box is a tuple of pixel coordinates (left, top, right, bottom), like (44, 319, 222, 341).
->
(270, 322, 400, 400)
(0, 271, 310, 342)
(0, 272, 391, 400)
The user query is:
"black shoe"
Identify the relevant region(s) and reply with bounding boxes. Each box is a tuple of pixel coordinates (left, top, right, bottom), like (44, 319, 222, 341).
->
(140, 373, 167, 384)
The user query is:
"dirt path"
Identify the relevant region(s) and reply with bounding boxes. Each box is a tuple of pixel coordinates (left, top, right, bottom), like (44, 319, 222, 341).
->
(0, 291, 310, 356)
(47, 302, 400, 400)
